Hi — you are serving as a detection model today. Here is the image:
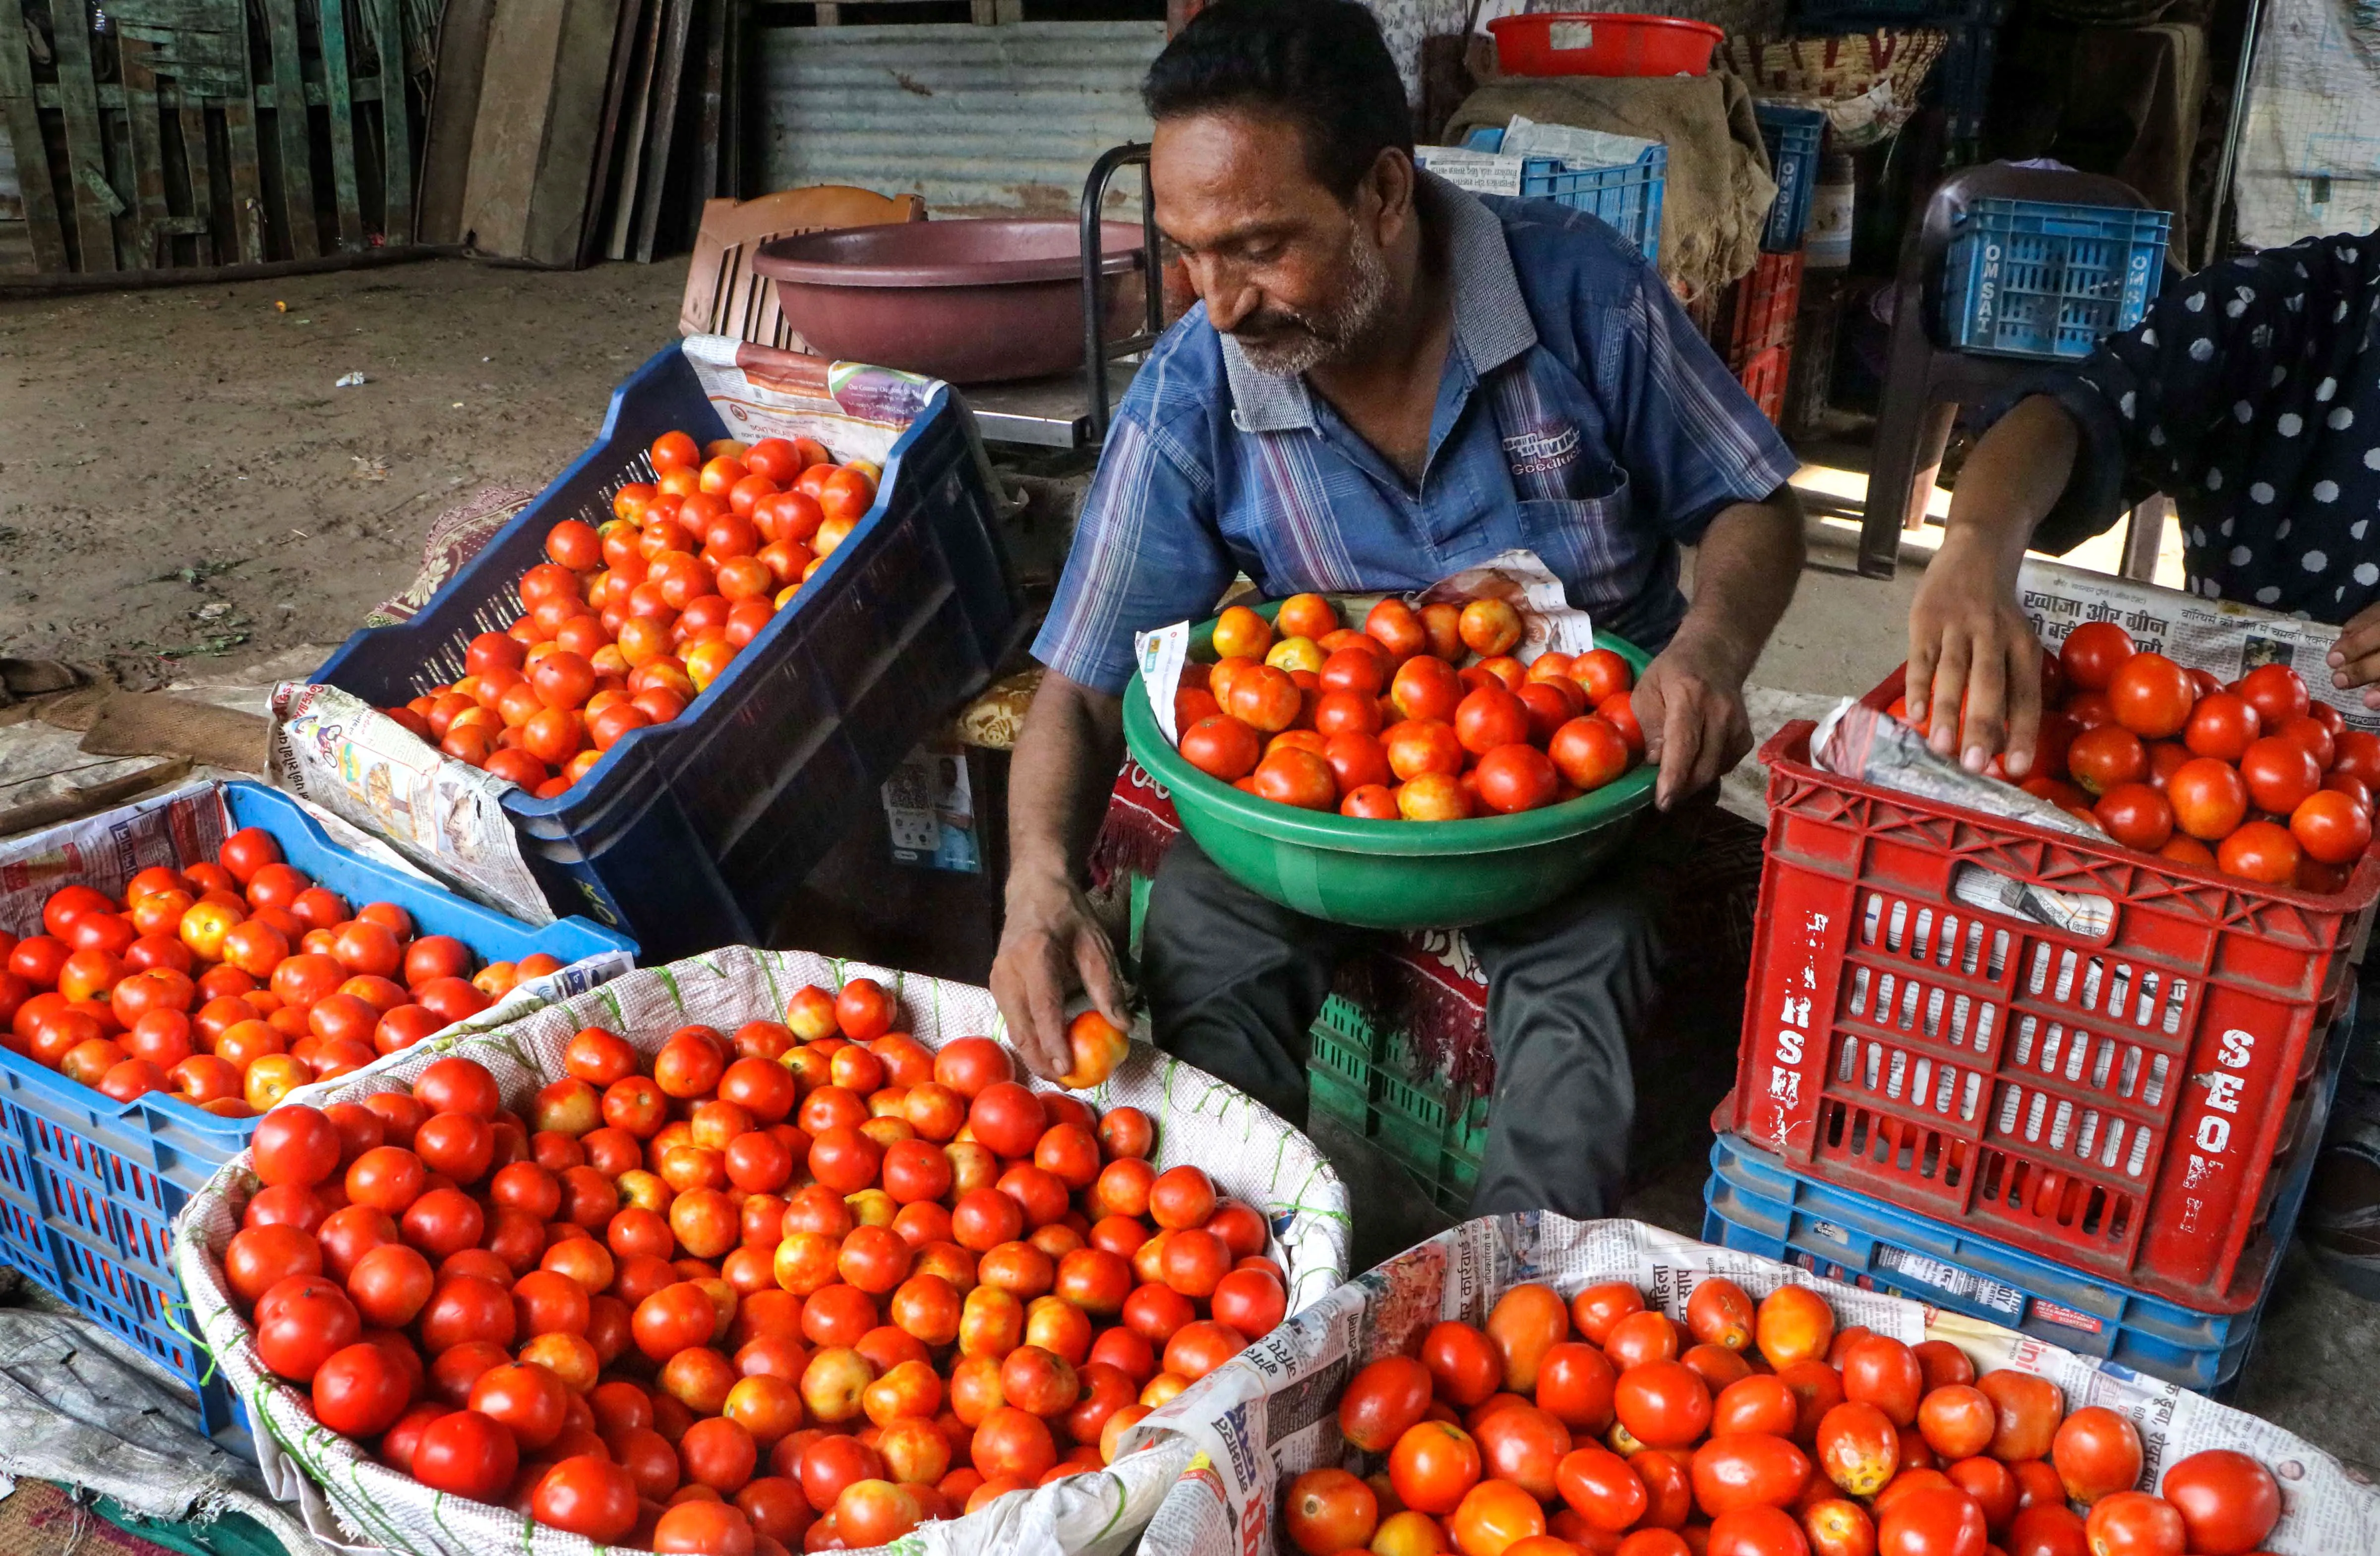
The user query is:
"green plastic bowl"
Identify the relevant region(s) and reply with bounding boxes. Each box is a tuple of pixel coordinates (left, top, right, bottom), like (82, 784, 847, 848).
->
(1121, 603, 1657, 929)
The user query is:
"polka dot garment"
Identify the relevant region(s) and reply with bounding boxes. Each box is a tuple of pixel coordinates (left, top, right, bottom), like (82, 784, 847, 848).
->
(2020, 228, 2380, 624)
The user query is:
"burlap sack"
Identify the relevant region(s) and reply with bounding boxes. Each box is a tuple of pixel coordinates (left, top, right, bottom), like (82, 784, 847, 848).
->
(175, 947, 1352, 1556)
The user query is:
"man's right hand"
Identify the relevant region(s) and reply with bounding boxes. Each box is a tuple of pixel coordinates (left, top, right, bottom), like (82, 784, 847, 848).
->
(990, 866, 1131, 1085)
(1905, 526, 2044, 777)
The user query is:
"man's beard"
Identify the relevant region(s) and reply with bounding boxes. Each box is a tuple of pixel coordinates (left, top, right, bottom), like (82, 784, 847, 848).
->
(1228, 227, 1394, 377)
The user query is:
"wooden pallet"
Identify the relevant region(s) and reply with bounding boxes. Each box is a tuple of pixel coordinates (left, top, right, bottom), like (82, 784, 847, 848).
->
(0, 0, 420, 276)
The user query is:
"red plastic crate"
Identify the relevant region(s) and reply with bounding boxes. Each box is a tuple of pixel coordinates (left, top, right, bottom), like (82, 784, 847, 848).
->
(1728, 249, 1805, 364)
(1739, 344, 1789, 424)
(1732, 670, 2380, 1310)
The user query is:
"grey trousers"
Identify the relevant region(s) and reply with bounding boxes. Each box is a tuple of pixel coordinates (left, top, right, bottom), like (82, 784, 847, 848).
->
(1140, 813, 1705, 1219)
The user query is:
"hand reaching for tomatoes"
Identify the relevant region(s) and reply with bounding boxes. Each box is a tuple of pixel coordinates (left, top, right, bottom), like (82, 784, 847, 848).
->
(2325, 594, 2380, 706)
(1632, 631, 1754, 812)
(1904, 527, 2046, 777)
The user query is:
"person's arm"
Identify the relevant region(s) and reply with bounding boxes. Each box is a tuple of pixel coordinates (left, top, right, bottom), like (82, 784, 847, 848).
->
(989, 672, 1132, 1081)
(1635, 483, 1806, 808)
(988, 405, 1232, 1082)
(1904, 394, 2081, 775)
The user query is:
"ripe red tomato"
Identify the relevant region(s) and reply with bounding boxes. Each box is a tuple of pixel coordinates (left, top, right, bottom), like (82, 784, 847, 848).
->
(1690, 1432, 1812, 1515)
(532, 1455, 640, 1543)
(2182, 691, 2260, 761)
(2236, 663, 2310, 729)
(2292, 787, 2372, 864)
(1707, 1502, 1816, 1556)
(2163, 757, 2249, 841)
(1538, 1342, 1618, 1434)
(2157, 1449, 2281, 1555)
(1817, 1401, 1901, 1496)
(2058, 622, 2136, 692)
(1556, 1443, 1647, 1531)
(1977, 1372, 2062, 1462)
(2091, 783, 2173, 851)
(412, 1408, 519, 1500)
(2082, 1491, 2185, 1556)
(2066, 726, 2149, 797)
(1475, 1404, 1574, 1501)
(1422, 1321, 1504, 1408)
(1387, 1420, 1482, 1515)
(2107, 653, 2194, 739)
(2217, 818, 2301, 884)
(1613, 1360, 1712, 1449)
(1877, 1483, 1988, 1556)
(2240, 735, 2321, 814)
(1284, 1467, 1378, 1556)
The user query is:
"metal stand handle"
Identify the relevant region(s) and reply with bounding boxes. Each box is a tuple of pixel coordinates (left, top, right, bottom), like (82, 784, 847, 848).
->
(1081, 142, 1164, 444)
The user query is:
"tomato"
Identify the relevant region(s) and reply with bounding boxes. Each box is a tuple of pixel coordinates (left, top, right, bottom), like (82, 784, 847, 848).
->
(2059, 623, 2135, 692)
(1691, 1432, 1812, 1515)
(1755, 1286, 1835, 1370)
(1487, 1284, 1571, 1392)
(1876, 1484, 1987, 1556)
(1549, 716, 1632, 792)
(1710, 1375, 1797, 1439)
(2236, 663, 2310, 728)
(1604, 1310, 1682, 1371)
(1539, 1342, 1618, 1434)
(1285, 1467, 1379, 1555)
(1816, 1401, 1900, 1496)
(1424, 1322, 1504, 1408)
(1614, 1359, 1712, 1449)
(254, 1276, 361, 1380)
(2292, 787, 2372, 864)
(1705, 1503, 1813, 1556)
(310, 1340, 412, 1437)
(2066, 726, 2148, 797)
(1805, 1498, 1878, 1556)
(2092, 783, 2173, 851)
(1475, 1404, 1572, 1501)
(1389, 1421, 1482, 1515)
(1449, 1479, 1544, 1556)
(2107, 653, 2194, 739)
(1917, 1385, 1995, 1461)
(2336, 728, 2380, 786)
(2240, 735, 2321, 813)
(1976, 1372, 2062, 1462)
(2081, 1491, 2185, 1556)
(1839, 1336, 1925, 1427)
(2182, 692, 2260, 761)
(2217, 818, 2301, 884)
(533, 1455, 640, 1543)
(2006, 1503, 2088, 1556)
(1556, 1443, 1647, 1531)
(2049, 1406, 2141, 1503)
(2167, 757, 2250, 840)
(252, 1104, 342, 1187)
(1687, 1277, 1757, 1352)
(2157, 1449, 2281, 1555)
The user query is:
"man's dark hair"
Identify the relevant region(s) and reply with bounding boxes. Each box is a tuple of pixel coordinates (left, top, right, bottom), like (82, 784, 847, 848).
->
(1141, 0, 1414, 202)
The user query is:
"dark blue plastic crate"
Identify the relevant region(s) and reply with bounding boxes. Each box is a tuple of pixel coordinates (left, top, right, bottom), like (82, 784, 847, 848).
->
(1455, 128, 1666, 265)
(1942, 197, 2171, 359)
(1755, 105, 1826, 252)
(310, 343, 1022, 960)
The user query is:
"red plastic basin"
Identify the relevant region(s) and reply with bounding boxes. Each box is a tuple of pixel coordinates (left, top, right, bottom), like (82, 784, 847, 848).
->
(1488, 12, 1723, 76)
(752, 219, 1146, 385)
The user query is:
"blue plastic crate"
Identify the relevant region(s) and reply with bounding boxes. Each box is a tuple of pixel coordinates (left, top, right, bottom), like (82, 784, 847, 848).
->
(1755, 105, 1826, 252)
(311, 344, 1022, 960)
(1942, 197, 2171, 359)
(1703, 987, 2347, 1392)
(1456, 128, 1666, 265)
(0, 778, 631, 1441)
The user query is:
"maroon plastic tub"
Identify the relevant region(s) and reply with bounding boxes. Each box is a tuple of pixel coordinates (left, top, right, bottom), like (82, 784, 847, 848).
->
(752, 219, 1147, 385)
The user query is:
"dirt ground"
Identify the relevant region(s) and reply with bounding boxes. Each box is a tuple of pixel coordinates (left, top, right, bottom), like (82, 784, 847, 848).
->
(0, 258, 686, 682)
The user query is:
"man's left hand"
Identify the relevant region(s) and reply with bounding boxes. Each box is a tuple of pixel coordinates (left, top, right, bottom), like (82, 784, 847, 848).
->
(2330, 597, 2380, 704)
(1631, 632, 1752, 810)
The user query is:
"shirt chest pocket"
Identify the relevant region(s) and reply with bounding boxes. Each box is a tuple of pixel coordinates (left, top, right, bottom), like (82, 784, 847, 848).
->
(1512, 474, 1651, 610)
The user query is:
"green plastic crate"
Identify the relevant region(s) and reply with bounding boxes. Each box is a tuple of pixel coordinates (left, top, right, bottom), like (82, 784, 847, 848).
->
(1305, 993, 1490, 1217)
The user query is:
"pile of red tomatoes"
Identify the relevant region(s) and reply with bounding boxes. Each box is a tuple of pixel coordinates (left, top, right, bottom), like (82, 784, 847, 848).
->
(1899, 623, 2376, 891)
(218, 980, 1287, 1554)
(1174, 594, 1644, 821)
(0, 825, 536, 1115)
(381, 431, 880, 798)
(1285, 1276, 2284, 1556)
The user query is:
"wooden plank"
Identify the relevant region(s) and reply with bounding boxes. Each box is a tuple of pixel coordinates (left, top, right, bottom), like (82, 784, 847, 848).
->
(119, 37, 174, 266)
(223, 92, 267, 262)
(631, 0, 693, 263)
(604, 0, 667, 261)
(372, 0, 411, 242)
(257, 0, 318, 257)
(687, 0, 725, 242)
(414, 0, 493, 242)
(50, 0, 121, 268)
(0, 0, 69, 270)
(576, 0, 650, 267)
(814, 3, 838, 23)
(177, 100, 218, 265)
(314, 0, 364, 248)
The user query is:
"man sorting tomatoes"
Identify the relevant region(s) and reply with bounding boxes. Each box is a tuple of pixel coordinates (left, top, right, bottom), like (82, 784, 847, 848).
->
(986, 0, 1805, 1217)
(1899, 228, 2380, 1295)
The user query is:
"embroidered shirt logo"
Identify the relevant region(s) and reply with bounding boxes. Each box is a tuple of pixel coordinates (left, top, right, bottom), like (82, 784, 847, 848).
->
(1503, 422, 1581, 476)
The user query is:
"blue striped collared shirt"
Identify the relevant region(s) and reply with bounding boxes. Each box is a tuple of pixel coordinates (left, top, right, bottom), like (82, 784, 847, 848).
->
(1032, 173, 1800, 695)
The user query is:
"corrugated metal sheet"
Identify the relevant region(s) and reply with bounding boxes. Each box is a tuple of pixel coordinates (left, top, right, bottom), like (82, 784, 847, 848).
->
(759, 20, 1163, 216)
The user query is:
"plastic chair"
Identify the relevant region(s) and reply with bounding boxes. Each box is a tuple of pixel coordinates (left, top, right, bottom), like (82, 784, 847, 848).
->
(1856, 163, 2154, 578)
(679, 187, 928, 346)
